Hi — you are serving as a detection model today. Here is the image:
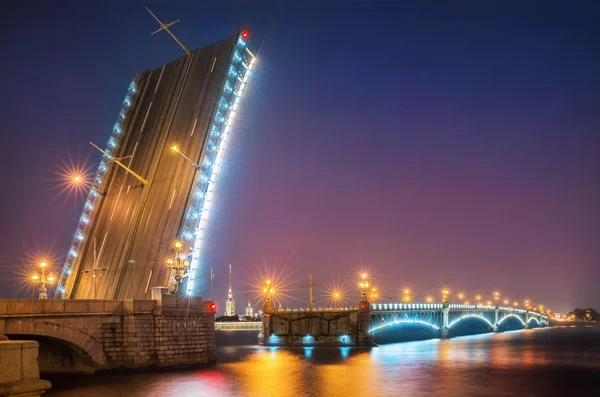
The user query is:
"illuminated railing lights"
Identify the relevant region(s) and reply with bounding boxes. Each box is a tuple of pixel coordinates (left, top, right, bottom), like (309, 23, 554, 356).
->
(186, 34, 255, 295)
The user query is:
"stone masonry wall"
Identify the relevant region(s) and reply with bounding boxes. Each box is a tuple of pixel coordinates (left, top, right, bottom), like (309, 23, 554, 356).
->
(0, 294, 216, 373)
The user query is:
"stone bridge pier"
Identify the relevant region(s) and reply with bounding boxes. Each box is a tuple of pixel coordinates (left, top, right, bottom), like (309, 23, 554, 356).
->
(0, 289, 216, 373)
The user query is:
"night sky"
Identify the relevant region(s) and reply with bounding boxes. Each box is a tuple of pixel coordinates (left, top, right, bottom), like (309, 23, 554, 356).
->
(0, 1, 598, 313)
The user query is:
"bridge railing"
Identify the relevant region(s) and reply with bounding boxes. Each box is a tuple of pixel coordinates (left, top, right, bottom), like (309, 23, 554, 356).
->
(276, 307, 359, 313)
(371, 303, 444, 311)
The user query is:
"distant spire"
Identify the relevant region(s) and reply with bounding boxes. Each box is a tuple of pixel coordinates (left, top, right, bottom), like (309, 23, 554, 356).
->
(225, 264, 235, 316)
(228, 264, 232, 296)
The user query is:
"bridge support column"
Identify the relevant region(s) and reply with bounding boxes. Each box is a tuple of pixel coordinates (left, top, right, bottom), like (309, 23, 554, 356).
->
(493, 307, 500, 332)
(440, 304, 451, 339)
(524, 311, 530, 329)
(356, 300, 372, 346)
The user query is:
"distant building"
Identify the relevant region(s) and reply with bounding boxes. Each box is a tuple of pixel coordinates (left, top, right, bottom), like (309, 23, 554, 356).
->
(245, 301, 253, 318)
(224, 264, 236, 316)
(552, 312, 571, 322)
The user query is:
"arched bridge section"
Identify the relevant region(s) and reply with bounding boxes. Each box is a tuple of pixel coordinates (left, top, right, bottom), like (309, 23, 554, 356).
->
(369, 303, 548, 338)
(0, 291, 215, 373)
(260, 303, 548, 347)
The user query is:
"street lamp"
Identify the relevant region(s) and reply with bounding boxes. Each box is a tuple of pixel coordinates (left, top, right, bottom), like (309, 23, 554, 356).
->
(370, 287, 378, 303)
(441, 283, 449, 304)
(171, 145, 201, 169)
(359, 273, 369, 305)
(332, 291, 342, 309)
(166, 239, 189, 294)
(262, 279, 275, 313)
(31, 261, 55, 299)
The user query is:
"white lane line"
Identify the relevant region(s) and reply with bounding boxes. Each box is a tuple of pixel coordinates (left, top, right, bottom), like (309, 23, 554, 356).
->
(96, 233, 108, 270)
(168, 189, 177, 210)
(210, 56, 217, 73)
(140, 102, 153, 132)
(122, 202, 131, 227)
(126, 185, 131, 195)
(154, 65, 165, 93)
(143, 208, 153, 235)
(145, 270, 153, 294)
(110, 185, 124, 221)
(128, 141, 139, 168)
(190, 117, 198, 137)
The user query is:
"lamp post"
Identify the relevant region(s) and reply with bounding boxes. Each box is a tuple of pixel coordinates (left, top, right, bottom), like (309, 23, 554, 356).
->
(332, 291, 341, 309)
(359, 273, 369, 306)
(31, 261, 55, 299)
(442, 283, 449, 305)
(166, 239, 189, 294)
(171, 145, 201, 169)
(402, 288, 411, 304)
(262, 279, 275, 314)
(370, 287, 378, 303)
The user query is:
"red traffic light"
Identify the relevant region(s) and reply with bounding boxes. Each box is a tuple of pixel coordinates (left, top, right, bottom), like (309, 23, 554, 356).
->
(241, 30, 250, 40)
(360, 303, 365, 309)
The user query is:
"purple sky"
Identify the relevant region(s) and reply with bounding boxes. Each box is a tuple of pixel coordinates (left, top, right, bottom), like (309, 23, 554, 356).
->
(0, 1, 598, 313)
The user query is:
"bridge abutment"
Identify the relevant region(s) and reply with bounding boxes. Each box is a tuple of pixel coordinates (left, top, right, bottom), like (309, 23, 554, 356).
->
(260, 309, 372, 347)
(0, 294, 216, 373)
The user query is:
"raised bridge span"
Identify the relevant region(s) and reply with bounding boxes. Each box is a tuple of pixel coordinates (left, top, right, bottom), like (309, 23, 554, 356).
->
(260, 302, 549, 346)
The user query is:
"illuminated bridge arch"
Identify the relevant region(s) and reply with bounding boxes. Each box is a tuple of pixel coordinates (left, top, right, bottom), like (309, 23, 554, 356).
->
(498, 314, 526, 326)
(369, 319, 440, 333)
(527, 317, 540, 324)
(449, 314, 494, 329)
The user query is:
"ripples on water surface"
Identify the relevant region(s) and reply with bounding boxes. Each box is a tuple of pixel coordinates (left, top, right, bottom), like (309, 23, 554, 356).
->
(46, 326, 600, 397)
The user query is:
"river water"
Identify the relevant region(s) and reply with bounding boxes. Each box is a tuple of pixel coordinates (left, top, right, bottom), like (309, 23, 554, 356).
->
(46, 326, 600, 396)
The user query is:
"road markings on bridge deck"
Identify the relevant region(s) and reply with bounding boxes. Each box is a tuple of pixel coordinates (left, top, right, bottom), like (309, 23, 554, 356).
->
(168, 189, 177, 210)
(143, 208, 153, 235)
(140, 102, 153, 132)
(122, 202, 132, 227)
(145, 270, 153, 294)
(154, 65, 165, 94)
(190, 117, 198, 137)
(110, 185, 124, 221)
(127, 142, 139, 172)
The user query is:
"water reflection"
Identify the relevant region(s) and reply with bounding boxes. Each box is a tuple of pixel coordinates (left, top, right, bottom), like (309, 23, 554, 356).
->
(45, 328, 600, 397)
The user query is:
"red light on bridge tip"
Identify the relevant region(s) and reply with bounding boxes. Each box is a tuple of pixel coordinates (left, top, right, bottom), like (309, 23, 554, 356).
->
(241, 30, 250, 40)
(209, 302, 216, 312)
